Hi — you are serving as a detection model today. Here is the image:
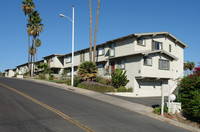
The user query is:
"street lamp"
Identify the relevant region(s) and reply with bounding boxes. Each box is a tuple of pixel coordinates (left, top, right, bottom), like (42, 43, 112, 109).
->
(60, 5, 74, 86)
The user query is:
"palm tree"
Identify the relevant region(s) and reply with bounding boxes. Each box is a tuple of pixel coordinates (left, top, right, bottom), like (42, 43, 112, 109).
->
(93, 0, 100, 63)
(22, 0, 35, 75)
(35, 38, 41, 61)
(89, 0, 92, 62)
(188, 62, 195, 74)
(78, 61, 98, 81)
(28, 10, 43, 76)
(184, 61, 195, 75)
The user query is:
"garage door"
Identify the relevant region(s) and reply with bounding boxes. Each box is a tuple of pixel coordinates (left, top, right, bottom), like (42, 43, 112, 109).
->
(138, 81, 162, 96)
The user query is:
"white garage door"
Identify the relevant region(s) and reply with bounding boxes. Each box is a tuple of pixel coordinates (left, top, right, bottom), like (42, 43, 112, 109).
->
(138, 81, 162, 96)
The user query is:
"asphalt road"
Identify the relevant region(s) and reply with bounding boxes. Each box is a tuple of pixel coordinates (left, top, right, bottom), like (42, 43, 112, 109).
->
(0, 78, 190, 132)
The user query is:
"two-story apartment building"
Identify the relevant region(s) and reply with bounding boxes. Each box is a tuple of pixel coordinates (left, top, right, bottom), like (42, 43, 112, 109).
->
(6, 32, 188, 97)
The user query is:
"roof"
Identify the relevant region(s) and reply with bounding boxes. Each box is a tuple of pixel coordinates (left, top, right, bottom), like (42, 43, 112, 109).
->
(109, 50, 178, 61)
(16, 63, 28, 67)
(106, 31, 188, 48)
(43, 54, 64, 58)
(141, 50, 178, 60)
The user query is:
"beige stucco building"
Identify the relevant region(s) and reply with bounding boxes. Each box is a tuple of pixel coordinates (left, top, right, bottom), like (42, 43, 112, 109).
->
(6, 32, 188, 97)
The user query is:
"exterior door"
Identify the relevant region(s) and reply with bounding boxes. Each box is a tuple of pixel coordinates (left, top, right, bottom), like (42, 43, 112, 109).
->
(111, 61, 115, 74)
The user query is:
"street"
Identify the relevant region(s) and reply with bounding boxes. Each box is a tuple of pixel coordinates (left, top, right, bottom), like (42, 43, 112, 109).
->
(0, 78, 190, 132)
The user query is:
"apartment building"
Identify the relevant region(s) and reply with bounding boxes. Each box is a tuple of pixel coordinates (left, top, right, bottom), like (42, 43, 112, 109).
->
(6, 32, 188, 97)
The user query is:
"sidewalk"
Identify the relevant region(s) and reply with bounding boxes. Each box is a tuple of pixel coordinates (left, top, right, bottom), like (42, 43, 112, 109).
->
(22, 78, 199, 132)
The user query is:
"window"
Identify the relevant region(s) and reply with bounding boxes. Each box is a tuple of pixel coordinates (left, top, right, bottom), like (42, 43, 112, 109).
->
(169, 44, 172, 52)
(98, 64, 104, 69)
(66, 56, 71, 63)
(80, 52, 85, 62)
(152, 41, 162, 50)
(118, 60, 125, 69)
(98, 47, 104, 56)
(159, 59, 170, 70)
(110, 43, 115, 57)
(144, 57, 152, 66)
(137, 38, 145, 46)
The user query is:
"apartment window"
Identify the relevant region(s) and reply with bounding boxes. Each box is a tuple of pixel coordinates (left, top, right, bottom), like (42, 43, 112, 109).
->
(98, 64, 104, 69)
(97, 47, 104, 56)
(66, 56, 71, 63)
(152, 41, 162, 50)
(144, 57, 152, 66)
(118, 60, 125, 69)
(80, 52, 85, 62)
(110, 43, 115, 57)
(159, 59, 170, 70)
(137, 38, 145, 46)
(169, 44, 172, 52)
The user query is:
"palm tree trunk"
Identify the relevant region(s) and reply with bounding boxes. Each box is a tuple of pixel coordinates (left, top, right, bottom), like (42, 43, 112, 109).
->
(30, 54, 33, 77)
(33, 38, 36, 77)
(93, 0, 100, 63)
(89, 0, 92, 62)
(28, 34, 30, 76)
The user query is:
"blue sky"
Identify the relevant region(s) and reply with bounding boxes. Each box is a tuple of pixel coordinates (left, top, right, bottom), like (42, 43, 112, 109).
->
(1, 0, 200, 72)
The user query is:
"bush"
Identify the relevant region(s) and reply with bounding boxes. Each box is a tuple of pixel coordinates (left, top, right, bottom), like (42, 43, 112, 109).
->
(179, 74, 200, 121)
(65, 75, 82, 87)
(117, 86, 127, 92)
(74, 75, 82, 87)
(95, 76, 107, 85)
(78, 61, 98, 81)
(111, 68, 129, 88)
(66, 78, 71, 85)
(77, 81, 115, 93)
(153, 105, 168, 114)
(39, 73, 46, 80)
(127, 88, 133, 92)
(48, 75, 55, 80)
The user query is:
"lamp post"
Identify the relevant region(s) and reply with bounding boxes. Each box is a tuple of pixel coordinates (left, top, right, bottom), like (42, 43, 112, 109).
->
(60, 5, 74, 86)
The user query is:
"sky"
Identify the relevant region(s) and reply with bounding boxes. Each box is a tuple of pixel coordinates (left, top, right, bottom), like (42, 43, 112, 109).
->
(0, 0, 200, 72)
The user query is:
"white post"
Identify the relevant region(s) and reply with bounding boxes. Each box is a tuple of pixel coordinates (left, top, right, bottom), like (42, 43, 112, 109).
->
(168, 81, 171, 114)
(71, 5, 74, 86)
(161, 84, 164, 116)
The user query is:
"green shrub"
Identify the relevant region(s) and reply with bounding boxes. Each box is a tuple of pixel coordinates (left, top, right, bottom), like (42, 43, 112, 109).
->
(78, 61, 98, 81)
(74, 75, 82, 87)
(39, 73, 46, 80)
(48, 75, 55, 80)
(95, 76, 107, 85)
(111, 68, 129, 88)
(77, 81, 115, 93)
(117, 86, 127, 92)
(127, 88, 133, 92)
(153, 105, 168, 114)
(65, 76, 82, 87)
(179, 74, 200, 121)
(66, 78, 71, 85)
(13, 73, 19, 78)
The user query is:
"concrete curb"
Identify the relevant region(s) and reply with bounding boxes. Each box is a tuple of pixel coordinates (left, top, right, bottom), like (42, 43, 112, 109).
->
(16, 78, 199, 132)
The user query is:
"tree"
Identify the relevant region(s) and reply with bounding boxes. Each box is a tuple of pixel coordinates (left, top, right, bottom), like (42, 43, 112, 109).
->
(89, 0, 92, 62)
(37, 62, 51, 74)
(93, 0, 100, 63)
(89, 0, 101, 63)
(22, 0, 35, 75)
(184, 61, 195, 75)
(111, 69, 129, 88)
(179, 73, 200, 121)
(28, 10, 43, 76)
(35, 38, 41, 61)
(78, 61, 98, 81)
